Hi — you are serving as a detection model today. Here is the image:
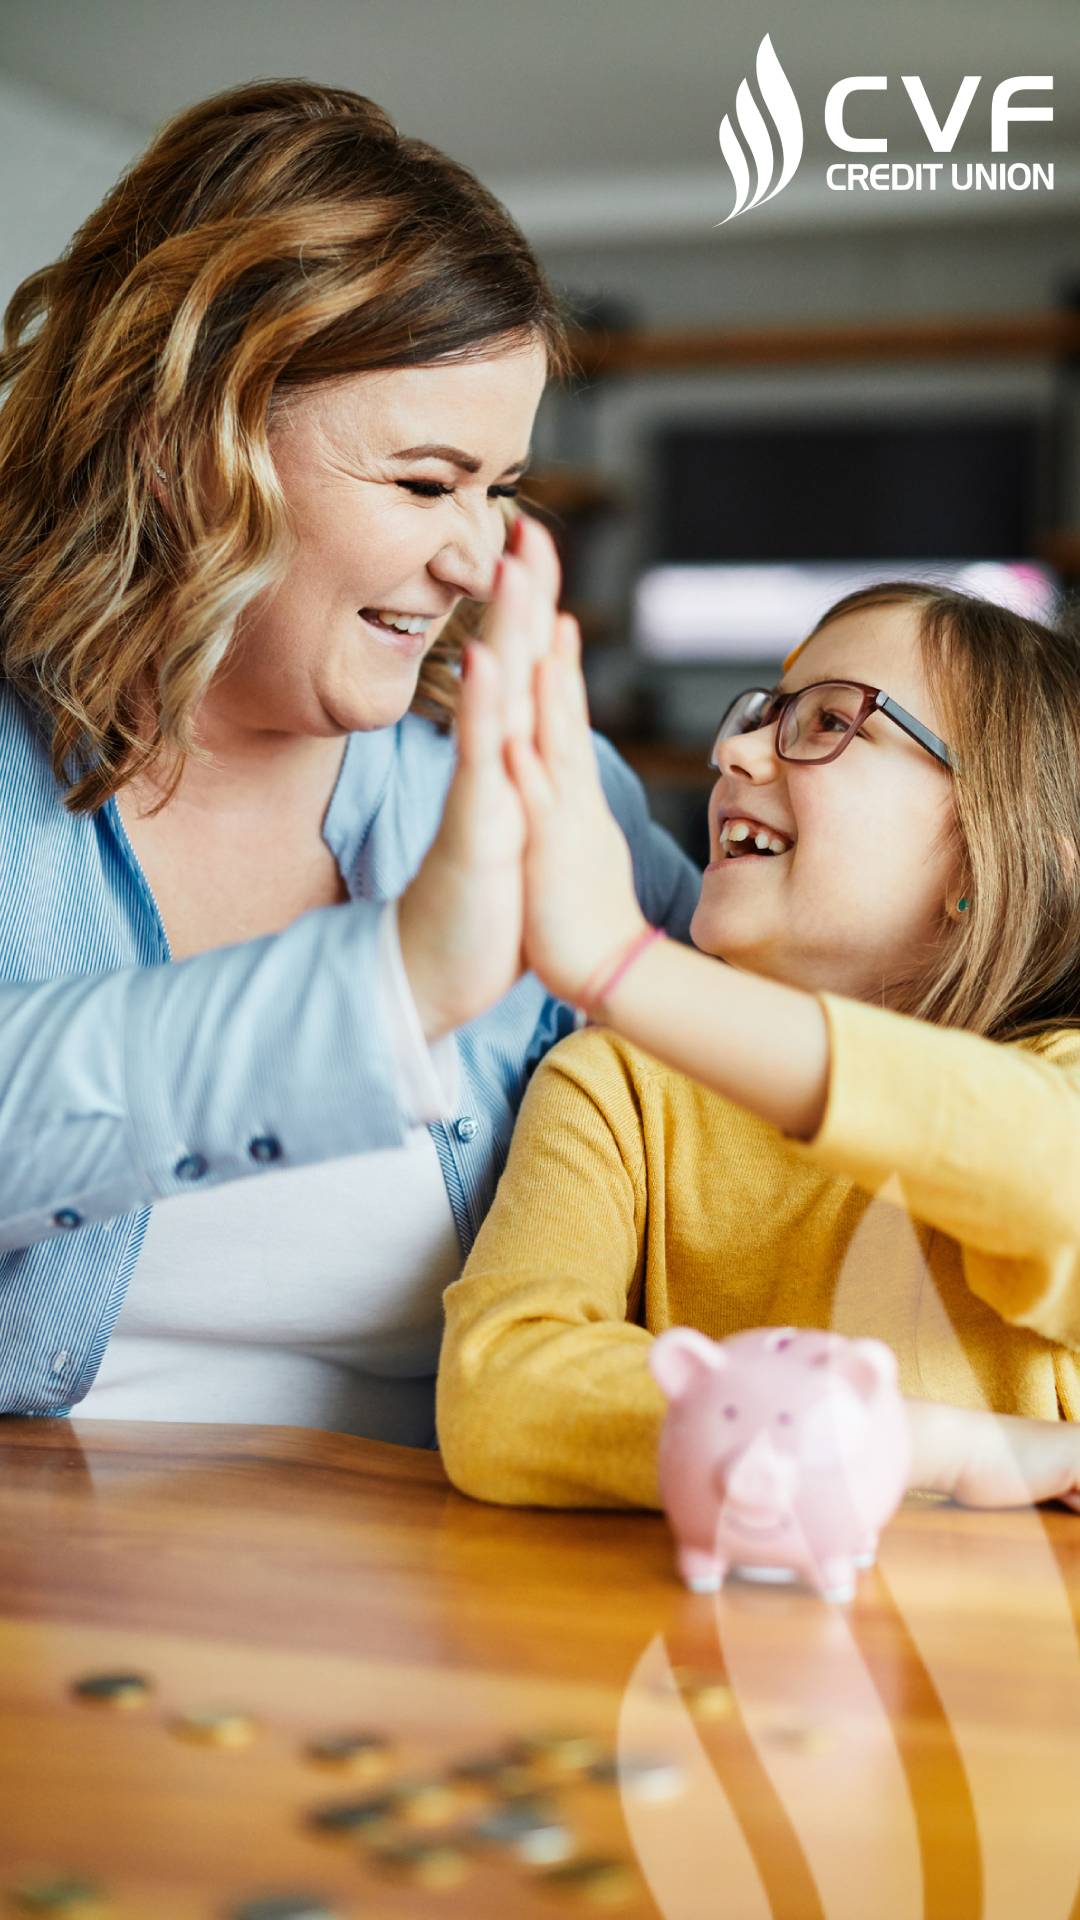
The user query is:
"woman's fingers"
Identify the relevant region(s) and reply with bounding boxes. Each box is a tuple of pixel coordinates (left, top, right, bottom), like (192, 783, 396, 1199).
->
(455, 641, 503, 771)
(505, 732, 554, 822)
(481, 515, 563, 739)
(514, 511, 562, 628)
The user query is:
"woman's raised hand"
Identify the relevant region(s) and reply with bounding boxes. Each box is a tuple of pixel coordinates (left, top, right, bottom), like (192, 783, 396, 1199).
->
(396, 515, 563, 1041)
(506, 611, 648, 1008)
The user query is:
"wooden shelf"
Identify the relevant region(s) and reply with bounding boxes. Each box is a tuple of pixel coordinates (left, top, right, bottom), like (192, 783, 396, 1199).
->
(566, 311, 1080, 376)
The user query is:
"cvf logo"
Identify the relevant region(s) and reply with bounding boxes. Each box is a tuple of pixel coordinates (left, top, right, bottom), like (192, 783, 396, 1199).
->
(718, 35, 1054, 222)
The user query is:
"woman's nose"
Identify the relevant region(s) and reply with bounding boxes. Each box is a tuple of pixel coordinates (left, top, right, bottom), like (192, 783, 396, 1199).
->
(428, 508, 506, 602)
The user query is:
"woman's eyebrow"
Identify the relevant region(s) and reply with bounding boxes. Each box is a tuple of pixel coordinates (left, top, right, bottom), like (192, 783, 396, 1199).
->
(389, 443, 530, 477)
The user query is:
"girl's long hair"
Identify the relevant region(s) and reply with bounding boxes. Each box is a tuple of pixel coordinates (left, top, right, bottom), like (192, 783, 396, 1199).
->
(0, 78, 574, 813)
(803, 582, 1080, 1042)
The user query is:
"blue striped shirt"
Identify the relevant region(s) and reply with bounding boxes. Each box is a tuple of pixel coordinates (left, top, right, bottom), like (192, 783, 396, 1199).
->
(0, 681, 700, 1416)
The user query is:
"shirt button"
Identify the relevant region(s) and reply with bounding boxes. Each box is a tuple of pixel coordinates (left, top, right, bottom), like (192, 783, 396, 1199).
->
(248, 1135, 283, 1164)
(173, 1153, 208, 1181)
(50, 1350, 70, 1374)
(454, 1115, 479, 1142)
(53, 1207, 82, 1230)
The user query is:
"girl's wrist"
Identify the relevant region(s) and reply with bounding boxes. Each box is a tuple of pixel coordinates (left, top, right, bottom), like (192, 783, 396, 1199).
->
(576, 919, 662, 1021)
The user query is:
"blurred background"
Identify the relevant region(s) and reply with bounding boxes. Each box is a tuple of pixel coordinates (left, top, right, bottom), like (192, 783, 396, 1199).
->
(2, 0, 1078, 859)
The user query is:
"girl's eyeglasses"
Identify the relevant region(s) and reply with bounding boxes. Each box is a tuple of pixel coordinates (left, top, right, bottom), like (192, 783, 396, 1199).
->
(710, 679, 959, 774)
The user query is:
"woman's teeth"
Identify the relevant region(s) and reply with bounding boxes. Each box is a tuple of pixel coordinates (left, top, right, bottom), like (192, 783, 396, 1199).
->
(719, 818, 793, 857)
(360, 609, 433, 635)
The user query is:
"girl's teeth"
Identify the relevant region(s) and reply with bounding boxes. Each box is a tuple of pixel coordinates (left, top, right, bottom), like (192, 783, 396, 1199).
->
(754, 831, 772, 850)
(728, 822, 750, 843)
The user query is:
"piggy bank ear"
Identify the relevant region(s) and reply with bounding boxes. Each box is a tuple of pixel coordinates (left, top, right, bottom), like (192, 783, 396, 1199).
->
(836, 1337, 899, 1402)
(649, 1328, 727, 1402)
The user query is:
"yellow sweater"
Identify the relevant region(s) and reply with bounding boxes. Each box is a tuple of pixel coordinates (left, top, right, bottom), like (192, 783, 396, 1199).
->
(436, 991, 1080, 1508)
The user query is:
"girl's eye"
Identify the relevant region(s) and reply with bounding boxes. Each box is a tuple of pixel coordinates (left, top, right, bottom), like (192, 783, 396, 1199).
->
(820, 710, 867, 739)
(397, 480, 521, 500)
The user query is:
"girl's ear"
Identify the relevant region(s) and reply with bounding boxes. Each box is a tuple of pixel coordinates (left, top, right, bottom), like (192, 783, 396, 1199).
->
(649, 1327, 727, 1403)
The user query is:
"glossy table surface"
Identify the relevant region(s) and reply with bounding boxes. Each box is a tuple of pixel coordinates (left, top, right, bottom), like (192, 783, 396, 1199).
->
(0, 1419, 1077, 1919)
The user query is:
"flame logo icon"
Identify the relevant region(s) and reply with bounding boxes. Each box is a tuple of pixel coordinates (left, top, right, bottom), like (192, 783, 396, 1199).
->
(717, 34, 804, 223)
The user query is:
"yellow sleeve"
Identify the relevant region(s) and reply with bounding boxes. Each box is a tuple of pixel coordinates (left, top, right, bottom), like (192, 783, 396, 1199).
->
(787, 993, 1080, 1349)
(436, 1028, 665, 1508)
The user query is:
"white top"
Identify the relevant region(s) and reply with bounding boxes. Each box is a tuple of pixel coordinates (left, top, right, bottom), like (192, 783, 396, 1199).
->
(75, 903, 462, 1444)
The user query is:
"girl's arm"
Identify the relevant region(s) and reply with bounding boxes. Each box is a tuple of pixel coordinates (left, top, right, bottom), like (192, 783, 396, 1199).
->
(506, 616, 1080, 1354)
(436, 1027, 666, 1508)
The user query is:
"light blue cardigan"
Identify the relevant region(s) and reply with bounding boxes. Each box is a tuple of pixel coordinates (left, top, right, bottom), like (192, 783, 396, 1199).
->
(0, 682, 699, 1416)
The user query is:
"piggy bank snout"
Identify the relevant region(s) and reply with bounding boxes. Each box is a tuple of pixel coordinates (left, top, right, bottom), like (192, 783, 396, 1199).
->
(721, 1430, 797, 1510)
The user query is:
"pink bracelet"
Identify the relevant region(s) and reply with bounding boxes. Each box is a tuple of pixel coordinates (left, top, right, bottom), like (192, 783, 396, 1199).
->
(577, 925, 666, 1020)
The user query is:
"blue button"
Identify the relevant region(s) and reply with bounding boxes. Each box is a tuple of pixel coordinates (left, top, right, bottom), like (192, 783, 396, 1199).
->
(53, 1208, 82, 1230)
(174, 1153, 208, 1181)
(248, 1135, 283, 1164)
(454, 1115, 479, 1143)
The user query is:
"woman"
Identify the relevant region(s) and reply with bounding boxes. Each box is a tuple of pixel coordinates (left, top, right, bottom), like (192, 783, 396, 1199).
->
(0, 79, 697, 1437)
(437, 581, 1080, 1510)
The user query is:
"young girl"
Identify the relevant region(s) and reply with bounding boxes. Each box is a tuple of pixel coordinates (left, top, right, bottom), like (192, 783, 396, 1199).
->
(436, 569, 1080, 1511)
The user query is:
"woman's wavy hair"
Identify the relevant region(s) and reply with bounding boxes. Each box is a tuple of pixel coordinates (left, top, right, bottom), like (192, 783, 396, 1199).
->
(0, 78, 575, 813)
(797, 581, 1080, 1042)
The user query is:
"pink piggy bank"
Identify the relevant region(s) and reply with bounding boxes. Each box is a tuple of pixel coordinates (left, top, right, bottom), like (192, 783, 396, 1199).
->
(648, 1326, 911, 1603)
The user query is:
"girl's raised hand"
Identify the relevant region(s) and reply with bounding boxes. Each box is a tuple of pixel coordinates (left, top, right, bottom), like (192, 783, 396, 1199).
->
(506, 609, 649, 1007)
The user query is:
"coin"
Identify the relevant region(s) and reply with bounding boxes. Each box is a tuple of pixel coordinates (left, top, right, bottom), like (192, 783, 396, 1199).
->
(504, 1732, 605, 1777)
(538, 1857, 637, 1906)
(306, 1793, 397, 1838)
(8, 1878, 109, 1916)
(586, 1755, 686, 1801)
(367, 1838, 470, 1889)
(667, 1668, 735, 1720)
(448, 1750, 535, 1797)
(71, 1673, 151, 1709)
(390, 1778, 463, 1826)
(170, 1709, 259, 1748)
(469, 1795, 575, 1865)
(303, 1733, 393, 1780)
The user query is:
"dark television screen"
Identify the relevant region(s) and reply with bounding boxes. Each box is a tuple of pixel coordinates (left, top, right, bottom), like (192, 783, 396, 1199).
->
(651, 415, 1044, 562)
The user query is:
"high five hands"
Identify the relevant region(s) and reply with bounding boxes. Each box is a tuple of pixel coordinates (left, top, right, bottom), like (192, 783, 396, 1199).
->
(398, 513, 645, 1040)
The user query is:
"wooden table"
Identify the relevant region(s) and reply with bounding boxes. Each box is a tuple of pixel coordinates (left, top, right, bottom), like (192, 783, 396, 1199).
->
(0, 1421, 1077, 1919)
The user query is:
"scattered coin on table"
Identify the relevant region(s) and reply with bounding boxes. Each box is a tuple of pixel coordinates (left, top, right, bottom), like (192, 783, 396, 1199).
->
(70, 1673, 152, 1709)
(666, 1668, 736, 1720)
(7, 1877, 109, 1916)
(448, 1749, 536, 1797)
(170, 1709, 260, 1748)
(389, 1776, 466, 1826)
(538, 1856, 638, 1906)
(468, 1794, 575, 1864)
(303, 1732, 394, 1779)
(228, 1897, 340, 1920)
(367, 1837, 471, 1889)
(585, 1755, 686, 1800)
(505, 1732, 607, 1777)
(306, 1792, 397, 1838)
